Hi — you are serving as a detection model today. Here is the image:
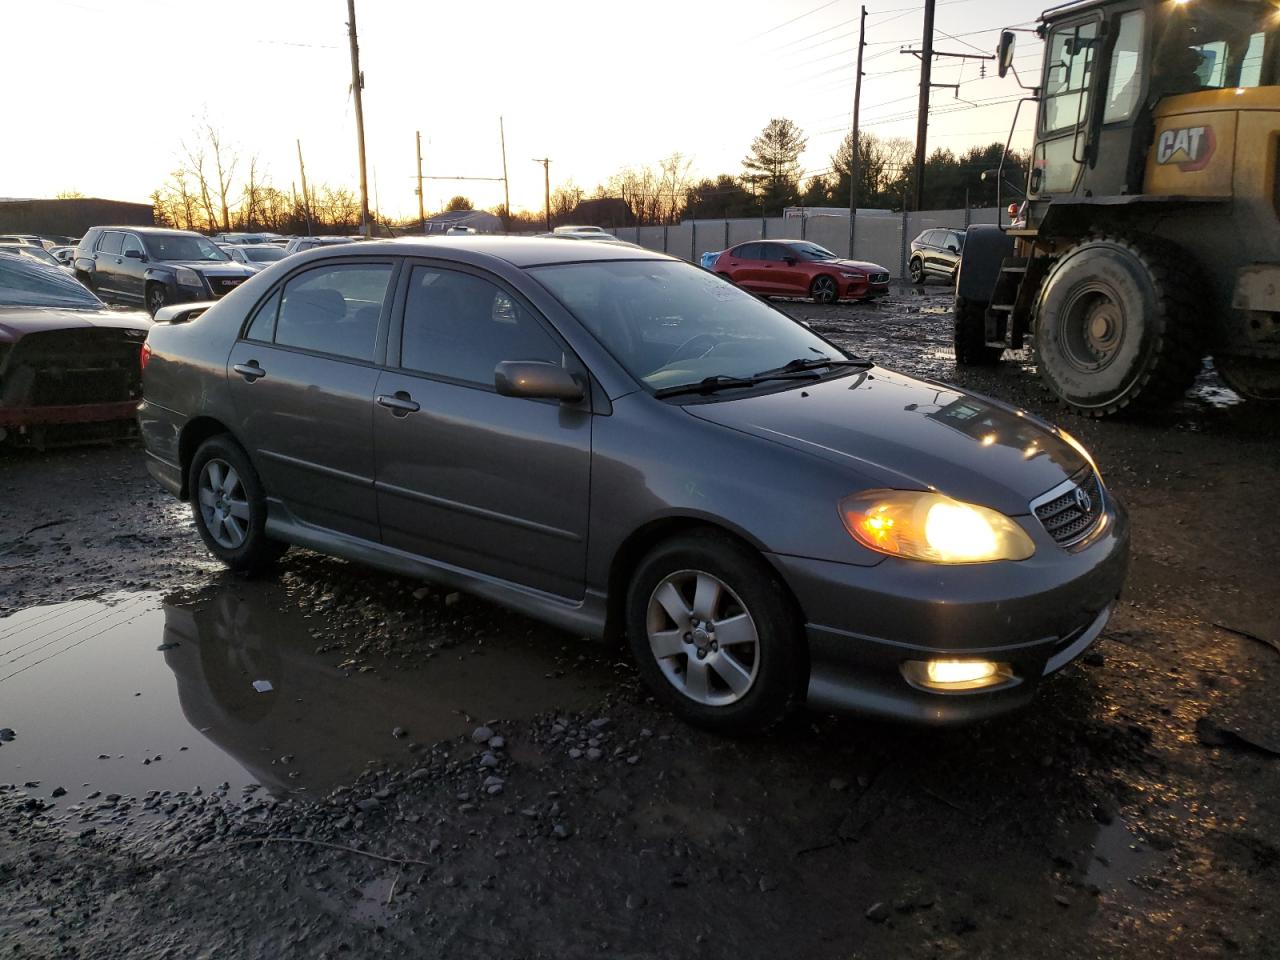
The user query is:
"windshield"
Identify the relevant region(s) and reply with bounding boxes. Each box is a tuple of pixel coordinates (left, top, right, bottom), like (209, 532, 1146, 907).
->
(246, 247, 285, 262)
(531, 260, 853, 394)
(0, 254, 103, 308)
(2, 245, 57, 265)
(790, 242, 838, 261)
(143, 234, 230, 262)
(1154, 0, 1279, 93)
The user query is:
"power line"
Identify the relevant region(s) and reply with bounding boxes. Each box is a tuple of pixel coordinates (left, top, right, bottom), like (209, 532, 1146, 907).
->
(745, 0, 841, 42)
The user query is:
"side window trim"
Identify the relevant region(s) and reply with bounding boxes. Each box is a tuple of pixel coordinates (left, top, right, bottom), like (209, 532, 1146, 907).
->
(390, 258, 584, 393)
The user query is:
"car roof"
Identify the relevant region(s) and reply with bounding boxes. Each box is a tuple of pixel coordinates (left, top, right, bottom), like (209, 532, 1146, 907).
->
(87, 226, 209, 238)
(300, 235, 672, 269)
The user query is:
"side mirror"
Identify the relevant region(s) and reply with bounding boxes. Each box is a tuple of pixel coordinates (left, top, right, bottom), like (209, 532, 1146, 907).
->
(946, 243, 959, 253)
(997, 31, 1016, 78)
(494, 360, 584, 403)
(124, 248, 144, 260)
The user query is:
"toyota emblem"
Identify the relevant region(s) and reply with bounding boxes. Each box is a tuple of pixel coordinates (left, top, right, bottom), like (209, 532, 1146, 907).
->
(1074, 486, 1093, 513)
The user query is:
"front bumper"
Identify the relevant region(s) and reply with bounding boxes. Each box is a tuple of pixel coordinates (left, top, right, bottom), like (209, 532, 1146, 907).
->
(845, 281, 890, 300)
(768, 498, 1129, 724)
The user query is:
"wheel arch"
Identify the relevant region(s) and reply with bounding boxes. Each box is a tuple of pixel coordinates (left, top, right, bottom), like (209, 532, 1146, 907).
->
(177, 416, 235, 499)
(603, 515, 806, 649)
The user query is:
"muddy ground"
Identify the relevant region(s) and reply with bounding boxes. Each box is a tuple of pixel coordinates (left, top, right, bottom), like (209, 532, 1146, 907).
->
(2, 283, 1279, 959)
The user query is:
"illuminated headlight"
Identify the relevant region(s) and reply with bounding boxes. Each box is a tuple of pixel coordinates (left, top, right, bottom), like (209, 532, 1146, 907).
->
(902, 658, 1013, 691)
(174, 267, 202, 287)
(839, 490, 1035, 563)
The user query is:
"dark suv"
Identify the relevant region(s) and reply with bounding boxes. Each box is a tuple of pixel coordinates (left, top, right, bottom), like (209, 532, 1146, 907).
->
(74, 227, 255, 316)
(908, 228, 966, 285)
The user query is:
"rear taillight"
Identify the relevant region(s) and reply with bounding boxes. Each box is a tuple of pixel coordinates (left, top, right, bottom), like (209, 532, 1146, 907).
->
(139, 341, 152, 372)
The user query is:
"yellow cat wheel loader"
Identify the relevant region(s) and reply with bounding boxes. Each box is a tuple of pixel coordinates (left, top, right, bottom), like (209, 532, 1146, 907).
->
(956, 0, 1280, 414)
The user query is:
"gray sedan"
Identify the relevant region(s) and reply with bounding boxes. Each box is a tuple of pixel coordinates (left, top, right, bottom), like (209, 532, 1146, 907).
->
(138, 238, 1128, 732)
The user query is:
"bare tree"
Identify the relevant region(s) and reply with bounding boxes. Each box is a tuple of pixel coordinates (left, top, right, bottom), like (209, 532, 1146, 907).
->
(54, 190, 86, 199)
(182, 140, 218, 232)
(239, 156, 265, 231)
(549, 181, 584, 225)
(206, 124, 238, 233)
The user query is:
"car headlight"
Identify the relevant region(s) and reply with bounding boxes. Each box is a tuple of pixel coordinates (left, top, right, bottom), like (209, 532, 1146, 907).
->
(840, 490, 1035, 563)
(173, 266, 201, 286)
(840, 271, 866, 280)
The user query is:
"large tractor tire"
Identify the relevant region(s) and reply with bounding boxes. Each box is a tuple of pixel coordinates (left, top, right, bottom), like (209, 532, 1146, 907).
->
(1214, 355, 1280, 402)
(1033, 235, 1203, 417)
(953, 295, 1004, 365)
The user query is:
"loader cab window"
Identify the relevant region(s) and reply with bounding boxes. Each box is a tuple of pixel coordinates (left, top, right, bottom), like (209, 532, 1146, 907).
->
(1042, 20, 1100, 133)
(1104, 11, 1145, 123)
(1153, 3, 1278, 95)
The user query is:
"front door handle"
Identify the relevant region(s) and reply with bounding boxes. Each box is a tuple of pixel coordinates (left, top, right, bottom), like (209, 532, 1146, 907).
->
(376, 392, 420, 415)
(233, 361, 266, 382)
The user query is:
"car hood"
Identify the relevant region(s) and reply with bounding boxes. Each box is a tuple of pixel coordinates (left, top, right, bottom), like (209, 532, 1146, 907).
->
(682, 367, 1088, 515)
(0, 305, 151, 342)
(822, 258, 888, 274)
(165, 261, 256, 277)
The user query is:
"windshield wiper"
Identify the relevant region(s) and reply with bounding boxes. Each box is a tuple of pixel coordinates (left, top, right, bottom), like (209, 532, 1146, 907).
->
(654, 371, 820, 399)
(754, 356, 874, 377)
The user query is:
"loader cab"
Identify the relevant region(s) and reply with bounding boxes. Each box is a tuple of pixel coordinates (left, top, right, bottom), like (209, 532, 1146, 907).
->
(1022, 0, 1280, 229)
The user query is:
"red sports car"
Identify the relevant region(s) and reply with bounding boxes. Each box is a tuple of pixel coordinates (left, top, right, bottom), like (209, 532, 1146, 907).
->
(713, 239, 891, 304)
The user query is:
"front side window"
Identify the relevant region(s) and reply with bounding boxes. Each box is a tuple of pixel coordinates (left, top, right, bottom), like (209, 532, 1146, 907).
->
(400, 266, 564, 386)
(760, 244, 789, 262)
(1043, 20, 1100, 133)
(1105, 11, 1146, 122)
(121, 234, 145, 258)
(274, 263, 392, 362)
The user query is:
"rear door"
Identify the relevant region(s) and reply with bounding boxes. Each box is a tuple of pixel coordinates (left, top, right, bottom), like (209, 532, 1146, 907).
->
(225, 258, 398, 543)
(372, 262, 591, 598)
(115, 233, 149, 303)
(92, 231, 125, 299)
(724, 243, 764, 291)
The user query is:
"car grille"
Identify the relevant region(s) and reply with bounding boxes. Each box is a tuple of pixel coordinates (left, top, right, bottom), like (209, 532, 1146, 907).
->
(5, 329, 143, 407)
(1033, 468, 1105, 546)
(210, 276, 247, 298)
(869, 271, 890, 284)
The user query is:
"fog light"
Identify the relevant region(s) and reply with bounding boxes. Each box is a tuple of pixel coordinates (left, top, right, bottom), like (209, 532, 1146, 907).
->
(903, 658, 1013, 692)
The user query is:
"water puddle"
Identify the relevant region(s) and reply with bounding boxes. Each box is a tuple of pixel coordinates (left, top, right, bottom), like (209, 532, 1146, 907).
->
(0, 580, 613, 806)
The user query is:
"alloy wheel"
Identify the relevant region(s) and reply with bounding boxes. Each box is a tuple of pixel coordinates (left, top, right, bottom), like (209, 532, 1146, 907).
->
(197, 458, 251, 549)
(147, 285, 166, 315)
(910, 258, 924, 284)
(812, 276, 837, 304)
(645, 569, 759, 707)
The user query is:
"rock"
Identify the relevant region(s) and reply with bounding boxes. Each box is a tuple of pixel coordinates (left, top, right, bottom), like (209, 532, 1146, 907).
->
(472, 726, 494, 744)
(0, 729, 14, 742)
(334, 816, 352, 830)
(355, 798, 382, 814)
(392, 727, 407, 739)
(488, 736, 505, 750)
(586, 748, 603, 761)
(412, 588, 431, 601)
(520, 808, 539, 819)
(588, 718, 612, 731)
(78, 828, 96, 840)
(552, 823, 570, 840)
(626, 893, 646, 910)
(51, 787, 66, 799)
(829, 777, 850, 792)
(627, 755, 641, 765)
(865, 902, 890, 923)
(428, 839, 442, 855)
(1053, 893, 1071, 908)
(479, 752, 500, 769)
(482, 776, 504, 791)
(444, 593, 461, 607)
(568, 748, 583, 759)
(758, 875, 778, 893)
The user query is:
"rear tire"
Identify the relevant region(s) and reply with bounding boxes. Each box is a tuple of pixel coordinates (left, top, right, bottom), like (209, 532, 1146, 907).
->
(189, 435, 286, 574)
(626, 531, 802, 734)
(953, 296, 1003, 365)
(1033, 235, 1203, 417)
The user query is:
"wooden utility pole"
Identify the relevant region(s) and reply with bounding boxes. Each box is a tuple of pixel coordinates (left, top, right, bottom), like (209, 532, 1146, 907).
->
(533, 157, 551, 230)
(847, 4, 867, 258)
(346, 0, 371, 237)
(912, 0, 937, 211)
(296, 139, 313, 236)
(500, 117, 511, 231)
(416, 131, 425, 234)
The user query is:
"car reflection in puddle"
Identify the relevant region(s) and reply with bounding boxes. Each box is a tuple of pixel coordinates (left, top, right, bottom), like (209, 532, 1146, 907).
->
(1, 577, 613, 809)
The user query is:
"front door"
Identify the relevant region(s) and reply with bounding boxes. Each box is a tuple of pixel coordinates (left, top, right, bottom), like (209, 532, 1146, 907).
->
(226, 259, 397, 543)
(373, 263, 591, 598)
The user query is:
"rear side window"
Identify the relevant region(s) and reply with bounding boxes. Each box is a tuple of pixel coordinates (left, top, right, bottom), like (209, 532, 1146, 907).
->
(97, 232, 124, 255)
(244, 289, 281, 342)
(734, 243, 761, 260)
(273, 263, 392, 362)
(400, 266, 563, 386)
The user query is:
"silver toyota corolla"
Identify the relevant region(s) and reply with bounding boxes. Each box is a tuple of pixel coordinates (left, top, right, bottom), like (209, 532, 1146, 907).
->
(138, 238, 1128, 732)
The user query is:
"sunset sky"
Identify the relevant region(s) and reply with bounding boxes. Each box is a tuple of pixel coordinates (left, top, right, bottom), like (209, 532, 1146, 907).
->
(2, 0, 1041, 218)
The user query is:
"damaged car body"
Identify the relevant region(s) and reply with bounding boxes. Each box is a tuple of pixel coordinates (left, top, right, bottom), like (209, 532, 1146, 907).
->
(0, 252, 150, 447)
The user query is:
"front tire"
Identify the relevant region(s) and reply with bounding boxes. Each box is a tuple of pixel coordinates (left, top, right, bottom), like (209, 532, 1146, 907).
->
(189, 435, 286, 574)
(1033, 235, 1203, 417)
(626, 531, 802, 734)
(953, 295, 1003, 365)
(146, 282, 168, 317)
(909, 257, 925, 285)
(810, 275, 838, 305)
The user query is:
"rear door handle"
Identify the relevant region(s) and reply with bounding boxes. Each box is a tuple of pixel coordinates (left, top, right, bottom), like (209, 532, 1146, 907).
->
(233, 362, 266, 382)
(376, 392, 420, 414)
